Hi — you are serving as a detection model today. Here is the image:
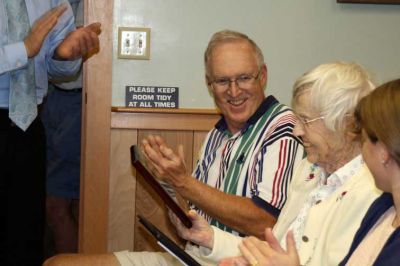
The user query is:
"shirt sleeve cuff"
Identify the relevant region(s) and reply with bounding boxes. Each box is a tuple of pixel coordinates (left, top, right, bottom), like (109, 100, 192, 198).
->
(3, 42, 28, 72)
(252, 195, 281, 218)
(48, 57, 82, 77)
(199, 226, 243, 262)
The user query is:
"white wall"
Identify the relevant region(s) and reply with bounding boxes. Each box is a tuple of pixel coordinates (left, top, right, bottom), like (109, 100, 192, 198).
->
(112, 0, 400, 108)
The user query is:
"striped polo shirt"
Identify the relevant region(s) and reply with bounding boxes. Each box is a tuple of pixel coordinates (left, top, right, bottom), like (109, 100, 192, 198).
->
(191, 95, 304, 235)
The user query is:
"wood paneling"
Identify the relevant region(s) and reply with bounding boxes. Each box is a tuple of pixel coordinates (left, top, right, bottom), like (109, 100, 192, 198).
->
(108, 129, 138, 251)
(80, 0, 113, 253)
(112, 107, 220, 115)
(111, 112, 219, 131)
(107, 112, 219, 252)
(134, 130, 193, 251)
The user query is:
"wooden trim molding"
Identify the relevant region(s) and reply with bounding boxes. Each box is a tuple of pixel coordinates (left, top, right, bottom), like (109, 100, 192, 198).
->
(80, 0, 113, 253)
(112, 106, 220, 115)
(111, 109, 221, 131)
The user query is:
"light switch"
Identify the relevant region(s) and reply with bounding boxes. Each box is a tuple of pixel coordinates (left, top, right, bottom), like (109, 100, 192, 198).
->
(118, 27, 151, 60)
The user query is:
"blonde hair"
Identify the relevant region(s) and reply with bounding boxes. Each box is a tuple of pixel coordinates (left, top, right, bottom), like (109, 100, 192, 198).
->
(355, 79, 400, 166)
(204, 30, 264, 76)
(292, 62, 375, 132)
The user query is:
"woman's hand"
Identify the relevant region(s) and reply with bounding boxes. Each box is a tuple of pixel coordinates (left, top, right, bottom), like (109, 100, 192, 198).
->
(169, 209, 214, 249)
(219, 229, 300, 266)
(218, 256, 249, 266)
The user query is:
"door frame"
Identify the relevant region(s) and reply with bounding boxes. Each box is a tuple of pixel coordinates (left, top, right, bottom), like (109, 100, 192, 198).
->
(79, 0, 114, 253)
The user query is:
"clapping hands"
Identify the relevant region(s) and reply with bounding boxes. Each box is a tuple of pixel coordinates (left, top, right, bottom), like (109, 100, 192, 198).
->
(219, 229, 300, 266)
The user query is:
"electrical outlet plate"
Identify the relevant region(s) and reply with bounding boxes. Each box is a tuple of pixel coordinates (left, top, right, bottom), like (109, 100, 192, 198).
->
(118, 27, 151, 60)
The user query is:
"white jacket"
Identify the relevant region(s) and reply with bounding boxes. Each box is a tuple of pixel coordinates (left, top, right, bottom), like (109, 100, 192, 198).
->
(201, 158, 381, 266)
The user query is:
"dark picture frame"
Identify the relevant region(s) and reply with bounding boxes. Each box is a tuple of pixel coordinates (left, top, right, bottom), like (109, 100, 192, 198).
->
(338, 0, 400, 4)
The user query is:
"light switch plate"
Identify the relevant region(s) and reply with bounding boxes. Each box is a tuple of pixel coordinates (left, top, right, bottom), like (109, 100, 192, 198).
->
(118, 27, 151, 60)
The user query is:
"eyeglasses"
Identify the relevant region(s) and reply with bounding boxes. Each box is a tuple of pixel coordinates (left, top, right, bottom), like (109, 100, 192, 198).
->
(209, 70, 261, 91)
(297, 116, 324, 127)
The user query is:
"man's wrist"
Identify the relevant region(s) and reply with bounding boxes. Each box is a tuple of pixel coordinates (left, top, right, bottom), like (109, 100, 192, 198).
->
(174, 175, 193, 196)
(23, 40, 33, 58)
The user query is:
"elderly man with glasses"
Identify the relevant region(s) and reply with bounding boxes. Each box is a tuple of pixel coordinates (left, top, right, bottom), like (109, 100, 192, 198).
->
(44, 30, 303, 266)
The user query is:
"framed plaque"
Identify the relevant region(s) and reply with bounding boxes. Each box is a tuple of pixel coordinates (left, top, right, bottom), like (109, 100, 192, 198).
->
(338, 0, 400, 4)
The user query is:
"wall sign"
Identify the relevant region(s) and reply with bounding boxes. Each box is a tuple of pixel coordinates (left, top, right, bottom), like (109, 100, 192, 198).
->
(125, 86, 179, 109)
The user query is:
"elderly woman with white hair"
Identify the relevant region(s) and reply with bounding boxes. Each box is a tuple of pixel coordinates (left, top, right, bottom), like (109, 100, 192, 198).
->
(170, 61, 382, 266)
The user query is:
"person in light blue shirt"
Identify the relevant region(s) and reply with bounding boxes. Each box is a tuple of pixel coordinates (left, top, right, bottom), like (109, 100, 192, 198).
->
(42, 0, 85, 256)
(0, 1, 100, 265)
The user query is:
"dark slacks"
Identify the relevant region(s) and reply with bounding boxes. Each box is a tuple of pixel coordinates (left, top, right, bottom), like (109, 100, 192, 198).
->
(0, 109, 46, 266)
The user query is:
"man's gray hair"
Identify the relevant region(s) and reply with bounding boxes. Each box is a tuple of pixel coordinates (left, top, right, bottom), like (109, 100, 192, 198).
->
(204, 30, 264, 76)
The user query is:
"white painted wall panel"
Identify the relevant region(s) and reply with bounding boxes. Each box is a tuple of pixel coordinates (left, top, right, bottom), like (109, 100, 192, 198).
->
(112, 0, 400, 108)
